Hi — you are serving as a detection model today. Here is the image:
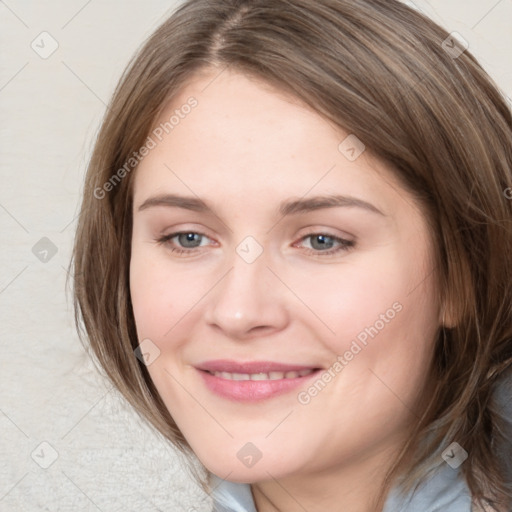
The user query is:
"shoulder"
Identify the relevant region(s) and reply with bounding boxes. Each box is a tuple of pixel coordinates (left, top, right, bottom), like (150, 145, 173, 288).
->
(383, 462, 472, 512)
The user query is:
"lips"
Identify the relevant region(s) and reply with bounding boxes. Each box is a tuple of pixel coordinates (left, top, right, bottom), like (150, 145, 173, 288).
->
(195, 359, 322, 402)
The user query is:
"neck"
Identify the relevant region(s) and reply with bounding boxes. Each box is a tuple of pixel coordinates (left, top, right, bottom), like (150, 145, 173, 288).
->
(250, 442, 403, 512)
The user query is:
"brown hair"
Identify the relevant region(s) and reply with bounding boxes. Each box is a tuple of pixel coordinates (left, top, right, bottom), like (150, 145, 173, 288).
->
(70, 0, 512, 509)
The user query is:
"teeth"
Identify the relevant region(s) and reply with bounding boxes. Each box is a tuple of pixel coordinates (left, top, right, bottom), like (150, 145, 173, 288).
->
(250, 373, 268, 381)
(232, 373, 250, 381)
(211, 369, 315, 380)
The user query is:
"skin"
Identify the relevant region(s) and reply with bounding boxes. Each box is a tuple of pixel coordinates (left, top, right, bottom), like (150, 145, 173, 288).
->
(129, 68, 445, 512)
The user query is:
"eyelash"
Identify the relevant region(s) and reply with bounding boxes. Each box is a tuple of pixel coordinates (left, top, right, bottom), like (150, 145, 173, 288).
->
(156, 231, 355, 257)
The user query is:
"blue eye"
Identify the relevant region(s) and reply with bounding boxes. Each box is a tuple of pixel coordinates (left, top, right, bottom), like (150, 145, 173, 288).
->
(157, 232, 211, 254)
(174, 232, 204, 248)
(298, 234, 355, 256)
(156, 231, 355, 257)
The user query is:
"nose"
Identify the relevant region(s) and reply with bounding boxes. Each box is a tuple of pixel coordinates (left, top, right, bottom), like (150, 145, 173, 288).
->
(203, 249, 289, 340)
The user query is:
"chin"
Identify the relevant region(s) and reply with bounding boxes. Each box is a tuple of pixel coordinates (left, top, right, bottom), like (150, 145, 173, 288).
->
(198, 447, 302, 484)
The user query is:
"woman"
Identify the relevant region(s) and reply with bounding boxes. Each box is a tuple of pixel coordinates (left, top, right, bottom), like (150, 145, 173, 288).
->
(71, 0, 512, 510)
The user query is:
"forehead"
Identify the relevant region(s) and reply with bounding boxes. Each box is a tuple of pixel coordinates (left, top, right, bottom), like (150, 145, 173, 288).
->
(132, 70, 415, 219)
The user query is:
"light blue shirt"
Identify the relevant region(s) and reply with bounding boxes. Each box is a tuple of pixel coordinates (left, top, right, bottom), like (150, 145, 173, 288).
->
(210, 462, 472, 511)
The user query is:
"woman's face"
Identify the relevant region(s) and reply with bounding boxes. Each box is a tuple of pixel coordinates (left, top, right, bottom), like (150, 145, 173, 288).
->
(130, 69, 441, 482)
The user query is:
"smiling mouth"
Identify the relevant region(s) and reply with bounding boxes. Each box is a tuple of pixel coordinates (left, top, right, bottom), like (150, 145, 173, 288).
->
(196, 359, 322, 377)
(195, 360, 322, 401)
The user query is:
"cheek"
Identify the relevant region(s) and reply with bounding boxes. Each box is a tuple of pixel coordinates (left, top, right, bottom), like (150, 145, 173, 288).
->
(289, 246, 438, 398)
(283, 255, 416, 352)
(129, 247, 189, 342)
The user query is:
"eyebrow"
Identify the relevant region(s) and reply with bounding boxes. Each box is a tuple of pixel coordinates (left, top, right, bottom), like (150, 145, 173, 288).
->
(137, 193, 385, 217)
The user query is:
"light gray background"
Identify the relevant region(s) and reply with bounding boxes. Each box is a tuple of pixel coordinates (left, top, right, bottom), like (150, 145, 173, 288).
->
(0, 1, 511, 511)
